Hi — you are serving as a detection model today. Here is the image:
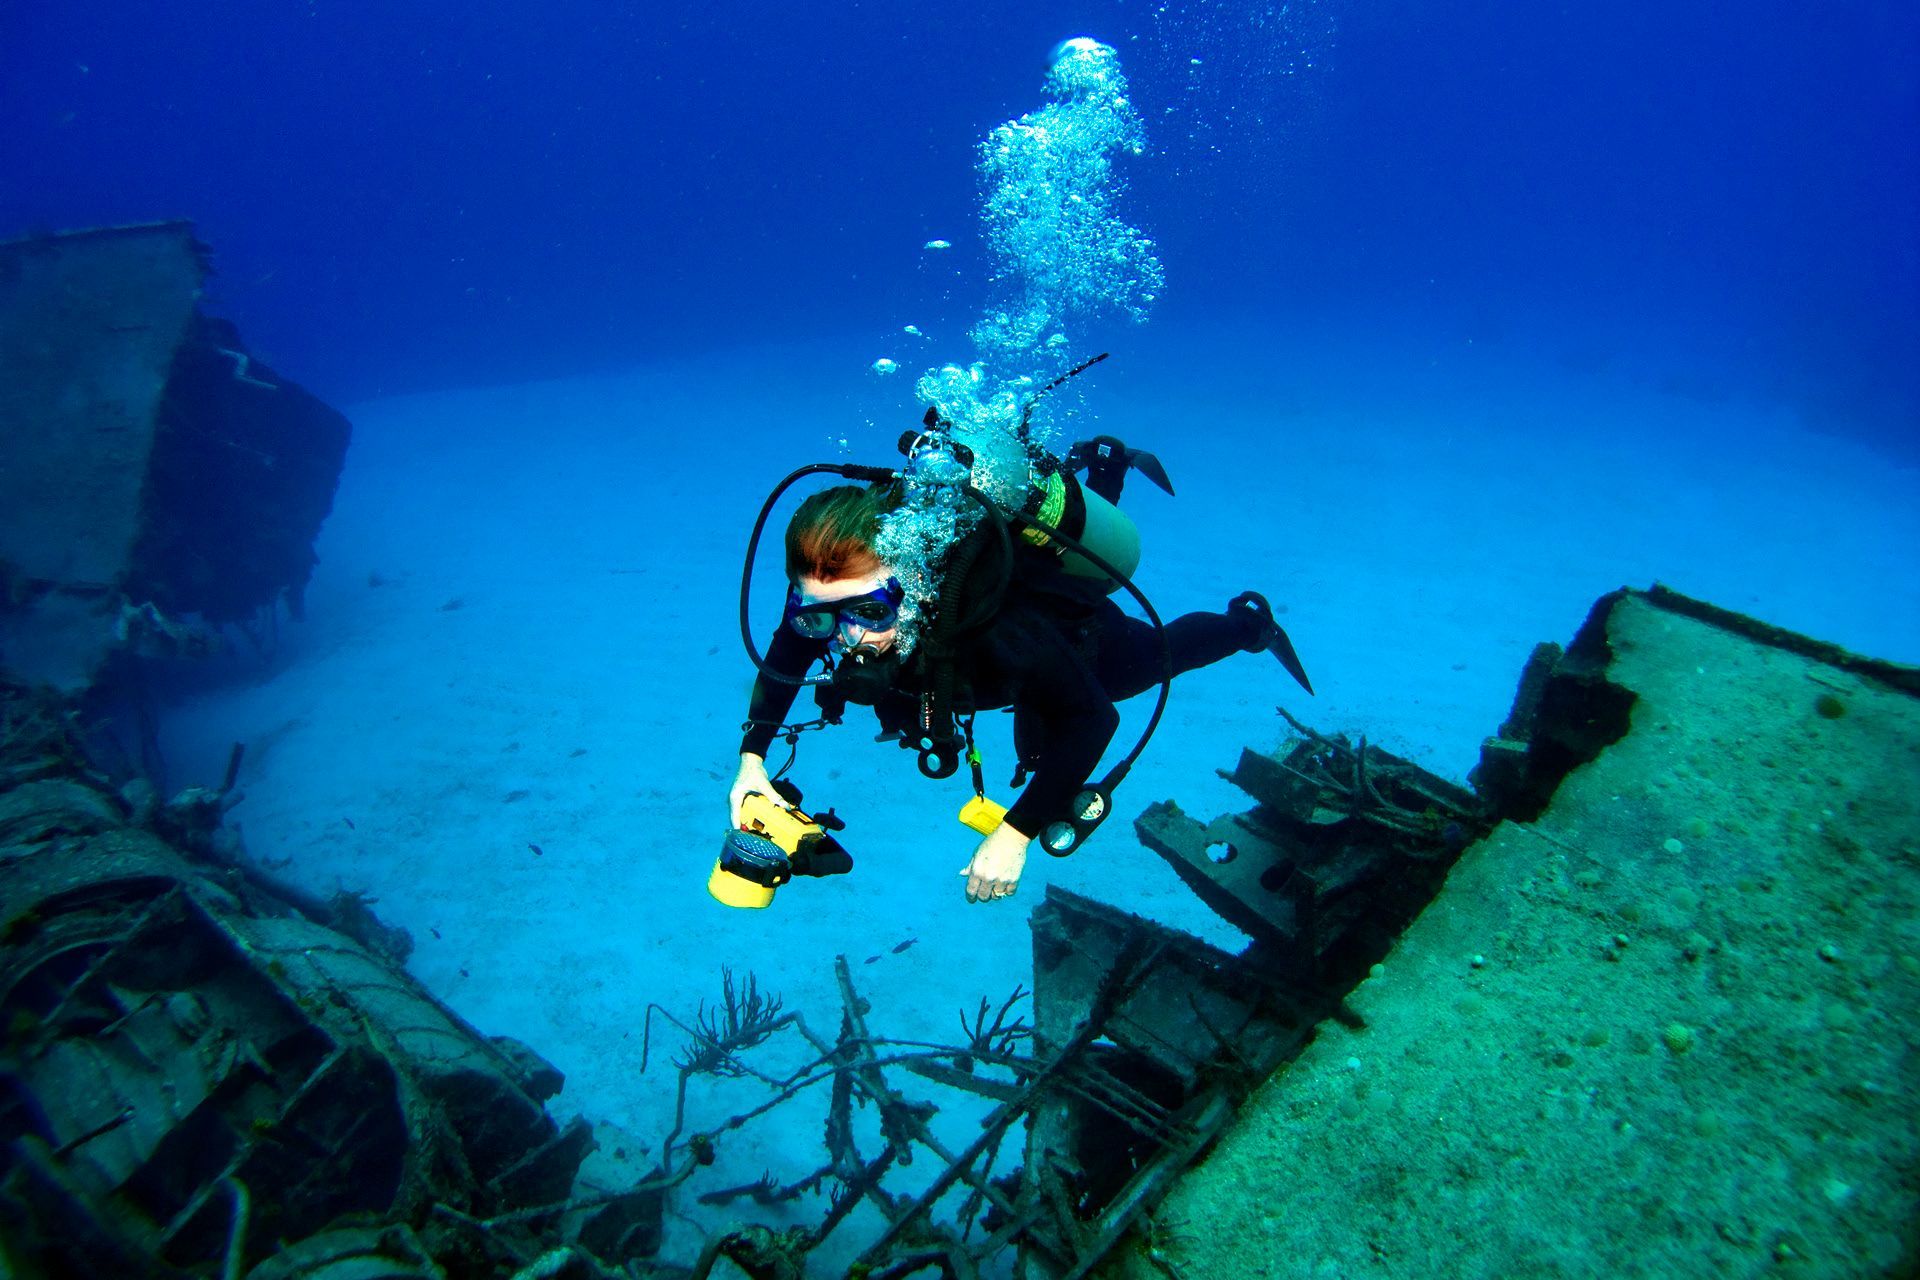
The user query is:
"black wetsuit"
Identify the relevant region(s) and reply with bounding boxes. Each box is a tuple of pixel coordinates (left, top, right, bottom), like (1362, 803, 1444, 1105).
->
(740, 547, 1258, 838)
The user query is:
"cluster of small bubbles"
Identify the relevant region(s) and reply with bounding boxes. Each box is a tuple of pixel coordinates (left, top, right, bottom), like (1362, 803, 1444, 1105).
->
(870, 357, 899, 376)
(876, 361, 1042, 654)
(974, 35, 1164, 371)
(910, 363, 1036, 496)
(875, 479, 977, 657)
(968, 305, 1052, 368)
(878, 38, 1161, 641)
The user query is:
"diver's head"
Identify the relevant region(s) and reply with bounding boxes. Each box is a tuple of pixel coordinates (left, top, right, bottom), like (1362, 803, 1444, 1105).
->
(785, 484, 906, 655)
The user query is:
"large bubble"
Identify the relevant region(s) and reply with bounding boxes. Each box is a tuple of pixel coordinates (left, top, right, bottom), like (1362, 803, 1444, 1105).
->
(968, 38, 1163, 388)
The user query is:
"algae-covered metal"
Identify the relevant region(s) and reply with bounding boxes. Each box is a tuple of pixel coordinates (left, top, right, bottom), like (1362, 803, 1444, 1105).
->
(0, 223, 350, 690)
(0, 684, 636, 1278)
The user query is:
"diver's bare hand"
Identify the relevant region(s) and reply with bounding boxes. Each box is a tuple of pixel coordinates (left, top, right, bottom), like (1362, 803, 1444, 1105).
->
(729, 754, 776, 827)
(960, 823, 1031, 904)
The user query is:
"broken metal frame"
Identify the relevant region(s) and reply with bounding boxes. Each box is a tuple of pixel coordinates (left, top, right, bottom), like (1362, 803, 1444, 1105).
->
(1269, 707, 1485, 841)
(1136, 712, 1487, 979)
(619, 881, 1319, 1280)
(634, 955, 1057, 1279)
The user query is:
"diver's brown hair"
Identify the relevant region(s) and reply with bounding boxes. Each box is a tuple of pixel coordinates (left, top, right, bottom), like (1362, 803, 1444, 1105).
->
(786, 484, 898, 582)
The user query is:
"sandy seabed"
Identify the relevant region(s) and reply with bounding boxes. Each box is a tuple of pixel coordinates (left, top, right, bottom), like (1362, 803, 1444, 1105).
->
(159, 321, 1920, 1262)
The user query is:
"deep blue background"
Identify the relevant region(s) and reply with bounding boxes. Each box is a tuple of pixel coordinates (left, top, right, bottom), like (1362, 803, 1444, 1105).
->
(4, 0, 1915, 445)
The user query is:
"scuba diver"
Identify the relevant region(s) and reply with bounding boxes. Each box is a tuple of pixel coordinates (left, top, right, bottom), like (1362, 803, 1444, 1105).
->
(725, 364, 1313, 907)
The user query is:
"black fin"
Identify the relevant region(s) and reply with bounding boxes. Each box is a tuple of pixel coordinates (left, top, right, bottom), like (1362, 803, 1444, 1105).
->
(1067, 435, 1177, 503)
(1128, 448, 1174, 496)
(1229, 591, 1314, 695)
(1266, 624, 1314, 695)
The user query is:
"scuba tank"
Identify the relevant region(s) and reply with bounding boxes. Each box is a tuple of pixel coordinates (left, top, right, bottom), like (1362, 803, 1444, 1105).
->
(1014, 464, 1141, 588)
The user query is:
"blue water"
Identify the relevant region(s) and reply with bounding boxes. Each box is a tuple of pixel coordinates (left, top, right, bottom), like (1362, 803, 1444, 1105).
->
(7, 2, 1919, 1273)
(5, 0, 1915, 446)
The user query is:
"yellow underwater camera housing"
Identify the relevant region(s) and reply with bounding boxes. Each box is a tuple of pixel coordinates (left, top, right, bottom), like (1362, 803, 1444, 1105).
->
(709, 787, 853, 909)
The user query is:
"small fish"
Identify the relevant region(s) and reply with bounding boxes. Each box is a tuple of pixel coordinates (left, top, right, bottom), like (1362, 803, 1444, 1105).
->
(891, 939, 917, 954)
(430, 927, 442, 939)
(342, 817, 355, 829)
(459, 967, 470, 977)
(864, 955, 880, 965)
(528, 843, 544, 857)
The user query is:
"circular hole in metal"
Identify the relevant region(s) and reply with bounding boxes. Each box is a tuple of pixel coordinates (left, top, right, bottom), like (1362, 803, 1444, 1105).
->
(1205, 841, 1237, 865)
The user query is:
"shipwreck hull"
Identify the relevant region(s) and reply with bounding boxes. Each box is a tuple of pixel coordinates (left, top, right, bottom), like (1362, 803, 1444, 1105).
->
(0, 223, 350, 691)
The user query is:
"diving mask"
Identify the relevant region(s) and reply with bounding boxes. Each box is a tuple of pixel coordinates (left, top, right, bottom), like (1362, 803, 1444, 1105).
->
(784, 578, 905, 640)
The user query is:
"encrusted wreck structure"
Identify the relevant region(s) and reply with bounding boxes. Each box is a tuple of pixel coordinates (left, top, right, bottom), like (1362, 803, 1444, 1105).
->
(0, 638, 1486, 1277)
(0, 222, 350, 695)
(1110, 588, 1920, 1280)
(609, 587, 1920, 1280)
(0, 685, 620, 1277)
